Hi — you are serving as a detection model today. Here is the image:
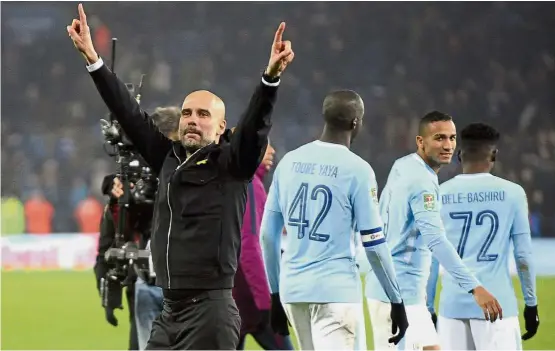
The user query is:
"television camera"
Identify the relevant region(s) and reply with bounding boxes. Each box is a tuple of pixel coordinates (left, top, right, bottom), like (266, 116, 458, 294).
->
(98, 38, 155, 312)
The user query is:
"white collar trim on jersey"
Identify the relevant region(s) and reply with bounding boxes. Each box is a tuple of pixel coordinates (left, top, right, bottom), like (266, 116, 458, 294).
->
(313, 140, 349, 150)
(455, 173, 493, 178)
(412, 153, 437, 177)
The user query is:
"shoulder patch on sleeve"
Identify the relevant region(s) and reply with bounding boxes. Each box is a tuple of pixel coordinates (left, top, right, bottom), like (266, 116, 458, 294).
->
(423, 193, 435, 211)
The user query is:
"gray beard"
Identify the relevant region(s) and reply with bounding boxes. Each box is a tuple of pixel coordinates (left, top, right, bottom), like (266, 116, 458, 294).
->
(182, 137, 214, 154)
(182, 139, 201, 153)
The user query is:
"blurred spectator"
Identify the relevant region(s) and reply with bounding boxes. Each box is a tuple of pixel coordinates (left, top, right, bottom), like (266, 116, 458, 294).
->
(1, 193, 25, 235)
(24, 191, 54, 234)
(74, 194, 103, 233)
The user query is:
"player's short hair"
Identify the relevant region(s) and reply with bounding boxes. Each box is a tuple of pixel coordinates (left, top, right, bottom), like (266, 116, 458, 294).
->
(151, 106, 180, 138)
(322, 90, 364, 130)
(460, 123, 500, 161)
(418, 111, 453, 135)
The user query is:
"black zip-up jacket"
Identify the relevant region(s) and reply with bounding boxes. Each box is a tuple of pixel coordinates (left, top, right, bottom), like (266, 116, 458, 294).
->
(88, 59, 278, 290)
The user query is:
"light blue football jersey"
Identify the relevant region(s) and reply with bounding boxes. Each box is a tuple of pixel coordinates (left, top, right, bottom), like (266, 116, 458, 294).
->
(365, 153, 479, 305)
(260, 140, 396, 303)
(434, 173, 537, 319)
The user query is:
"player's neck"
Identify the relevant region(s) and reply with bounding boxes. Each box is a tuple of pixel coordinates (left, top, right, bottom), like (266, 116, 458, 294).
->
(319, 128, 351, 148)
(462, 162, 492, 174)
(416, 150, 442, 174)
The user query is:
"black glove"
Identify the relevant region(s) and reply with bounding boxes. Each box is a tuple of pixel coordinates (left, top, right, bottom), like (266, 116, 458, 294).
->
(104, 306, 118, 327)
(270, 293, 290, 336)
(430, 311, 438, 330)
(522, 305, 539, 340)
(389, 302, 409, 345)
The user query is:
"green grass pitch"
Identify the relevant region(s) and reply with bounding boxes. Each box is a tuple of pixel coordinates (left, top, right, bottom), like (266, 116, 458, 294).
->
(1, 271, 554, 350)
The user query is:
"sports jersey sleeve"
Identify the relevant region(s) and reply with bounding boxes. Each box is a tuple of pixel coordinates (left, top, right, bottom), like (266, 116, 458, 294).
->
(410, 180, 480, 293)
(260, 170, 284, 294)
(355, 232, 372, 276)
(353, 164, 402, 303)
(426, 257, 440, 313)
(510, 187, 537, 307)
(264, 165, 281, 213)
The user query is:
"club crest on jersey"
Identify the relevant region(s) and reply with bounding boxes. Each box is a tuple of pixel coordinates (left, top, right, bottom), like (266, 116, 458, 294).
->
(423, 193, 435, 211)
(371, 187, 378, 204)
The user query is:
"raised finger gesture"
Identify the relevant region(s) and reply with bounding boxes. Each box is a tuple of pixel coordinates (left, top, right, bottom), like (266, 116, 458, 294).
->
(265, 22, 294, 78)
(66, 3, 98, 64)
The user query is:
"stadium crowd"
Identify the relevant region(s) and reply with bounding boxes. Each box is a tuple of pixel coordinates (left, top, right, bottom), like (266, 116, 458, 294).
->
(2, 2, 554, 236)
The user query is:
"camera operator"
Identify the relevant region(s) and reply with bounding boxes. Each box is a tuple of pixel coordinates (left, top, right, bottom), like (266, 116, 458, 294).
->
(95, 106, 180, 350)
(94, 182, 140, 351)
(68, 4, 294, 349)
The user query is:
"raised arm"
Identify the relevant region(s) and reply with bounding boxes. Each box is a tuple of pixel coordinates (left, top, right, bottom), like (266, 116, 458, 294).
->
(226, 23, 294, 179)
(67, 4, 171, 174)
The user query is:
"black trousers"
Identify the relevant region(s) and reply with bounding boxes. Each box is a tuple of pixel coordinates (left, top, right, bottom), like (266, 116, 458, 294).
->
(145, 289, 241, 350)
(126, 284, 139, 351)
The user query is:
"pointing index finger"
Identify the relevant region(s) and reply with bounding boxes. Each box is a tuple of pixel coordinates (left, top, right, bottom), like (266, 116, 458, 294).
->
(78, 3, 88, 27)
(273, 22, 285, 44)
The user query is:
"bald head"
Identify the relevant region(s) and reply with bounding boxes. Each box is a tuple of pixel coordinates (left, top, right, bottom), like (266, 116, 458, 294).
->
(182, 90, 226, 121)
(179, 90, 227, 152)
(322, 90, 364, 130)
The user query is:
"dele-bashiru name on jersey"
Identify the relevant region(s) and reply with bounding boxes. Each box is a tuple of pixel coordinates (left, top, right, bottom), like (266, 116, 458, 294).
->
(442, 190, 506, 205)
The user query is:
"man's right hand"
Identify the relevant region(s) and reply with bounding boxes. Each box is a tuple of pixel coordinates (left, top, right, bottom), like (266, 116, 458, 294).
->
(111, 177, 134, 199)
(472, 286, 503, 322)
(66, 3, 99, 64)
(111, 177, 124, 199)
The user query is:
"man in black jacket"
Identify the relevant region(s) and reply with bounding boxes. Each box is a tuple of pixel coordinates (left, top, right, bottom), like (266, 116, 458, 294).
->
(67, 4, 294, 349)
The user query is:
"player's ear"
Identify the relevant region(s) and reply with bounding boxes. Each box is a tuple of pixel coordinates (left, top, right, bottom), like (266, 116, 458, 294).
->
(351, 118, 357, 130)
(415, 135, 424, 150)
(491, 149, 498, 162)
(218, 118, 227, 136)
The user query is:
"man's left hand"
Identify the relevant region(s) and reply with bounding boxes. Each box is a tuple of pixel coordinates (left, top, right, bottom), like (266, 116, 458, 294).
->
(265, 22, 294, 78)
(262, 144, 275, 171)
(522, 305, 539, 340)
(389, 302, 409, 345)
